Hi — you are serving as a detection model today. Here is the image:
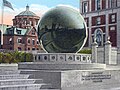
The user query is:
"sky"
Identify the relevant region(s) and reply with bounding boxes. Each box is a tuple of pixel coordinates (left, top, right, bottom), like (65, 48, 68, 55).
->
(0, 0, 80, 25)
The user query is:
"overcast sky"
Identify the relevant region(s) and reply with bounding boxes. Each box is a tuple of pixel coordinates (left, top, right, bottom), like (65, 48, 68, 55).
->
(0, 0, 79, 25)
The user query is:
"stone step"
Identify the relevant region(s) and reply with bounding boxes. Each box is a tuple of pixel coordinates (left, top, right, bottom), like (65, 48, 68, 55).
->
(40, 89, 61, 90)
(0, 69, 20, 75)
(40, 84, 52, 89)
(0, 64, 18, 70)
(0, 84, 43, 90)
(0, 79, 43, 86)
(0, 74, 30, 80)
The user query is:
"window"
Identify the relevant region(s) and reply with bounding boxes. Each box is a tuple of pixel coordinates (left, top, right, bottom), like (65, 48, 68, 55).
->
(111, 14, 115, 22)
(37, 40, 39, 45)
(96, 0, 101, 10)
(108, 0, 117, 8)
(82, 1, 88, 13)
(18, 47, 22, 51)
(9, 38, 12, 44)
(32, 47, 35, 50)
(32, 39, 35, 45)
(32, 30, 35, 35)
(10, 47, 12, 50)
(24, 21, 27, 25)
(17, 38, 22, 44)
(28, 48, 30, 51)
(103, 34, 106, 43)
(36, 20, 38, 25)
(7, 28, 13, 35)
(27, 38, 30, 44)
(92, 35, 94, 43)
(16, 30, 21, 35)
(110, 26, 115, 31)
(30, 21, 32, 25)
(96, 17, 101, 25)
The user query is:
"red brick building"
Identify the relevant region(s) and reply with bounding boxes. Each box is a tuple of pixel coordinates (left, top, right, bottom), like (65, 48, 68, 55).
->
(13, 5, 39, 29)
(2, 5, 41, 51)
(80, 0, 120, 48)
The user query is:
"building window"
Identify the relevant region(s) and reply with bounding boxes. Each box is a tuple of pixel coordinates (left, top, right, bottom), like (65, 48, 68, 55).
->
(7, 28, 13, 35)
(82, 1, 88, 13)
(36, 20, 38, 25)
(32, 30, 35, 35)
(96, 17, 101, 25)
(108, 0, 117, 8)
(27, 38, 30, 44)
(110, 26, 115, 31)
(10, 47, 12, 50)
(32, 47, 35, 50)
(9, 38, 12, 44)
(18, 47, 22, 51)
(96, 0, 101, 10)
(32, 39, 35, 45)
(111, 14, 115, 22)
(92, 35, 94, 43)
(17, 38, 22, 44)
(28, 48, 30, 51)
(37, 40, 39, 45)
(16, 30, 21, 35)
(30, 21, 32, 25)
(24, 21, 26, 25)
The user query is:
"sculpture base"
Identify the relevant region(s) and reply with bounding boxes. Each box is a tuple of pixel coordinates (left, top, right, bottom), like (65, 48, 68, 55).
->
(18, 62, 120, 90)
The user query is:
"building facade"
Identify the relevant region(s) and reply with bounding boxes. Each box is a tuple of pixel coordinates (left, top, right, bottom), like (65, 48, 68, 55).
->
(3, 27, 40, 51)
(2, 5, 41, 51)
(80, 0, 120, 48)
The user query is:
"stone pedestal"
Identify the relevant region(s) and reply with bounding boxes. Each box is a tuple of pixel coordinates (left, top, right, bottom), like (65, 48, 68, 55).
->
(92, 42, 98, 63)
(104, 40, 112, 64)
(18, 59, 107, 89)
(18, 62, 120, 90)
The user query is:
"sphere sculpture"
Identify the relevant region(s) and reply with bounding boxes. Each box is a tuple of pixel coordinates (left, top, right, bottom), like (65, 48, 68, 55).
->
(37, 6, 87, 53)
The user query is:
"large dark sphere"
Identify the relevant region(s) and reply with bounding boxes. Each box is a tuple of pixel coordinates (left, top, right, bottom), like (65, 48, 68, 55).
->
(37, 6, 87, 53)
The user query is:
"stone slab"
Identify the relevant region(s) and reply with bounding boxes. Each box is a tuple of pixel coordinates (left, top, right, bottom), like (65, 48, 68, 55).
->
(0, 84, 42, 90)
(0, 64, 18, 70)
(0, 74, 30, 80)
(0, 79, 42, 85)
(18, 62, 106, 70)
(19, 63, 120, 90)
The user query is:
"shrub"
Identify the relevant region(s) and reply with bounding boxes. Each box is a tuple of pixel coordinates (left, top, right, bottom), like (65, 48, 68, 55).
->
(0, 51, 33, 63)
(78, 49, 92, 54)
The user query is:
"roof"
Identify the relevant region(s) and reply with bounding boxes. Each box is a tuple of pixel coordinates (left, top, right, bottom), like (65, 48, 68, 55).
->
(17, 5, 37, 16)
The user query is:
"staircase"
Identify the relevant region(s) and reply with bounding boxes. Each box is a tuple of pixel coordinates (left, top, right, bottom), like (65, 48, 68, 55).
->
(0, 64, 52, 90)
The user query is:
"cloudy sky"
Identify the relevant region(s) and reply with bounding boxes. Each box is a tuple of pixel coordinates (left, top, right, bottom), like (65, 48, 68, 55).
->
(0, 0, 79, 25)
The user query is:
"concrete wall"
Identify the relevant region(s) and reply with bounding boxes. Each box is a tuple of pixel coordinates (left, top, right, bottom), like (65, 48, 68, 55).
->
(97, 47, 104, 63)
(92, 42, 118, 65)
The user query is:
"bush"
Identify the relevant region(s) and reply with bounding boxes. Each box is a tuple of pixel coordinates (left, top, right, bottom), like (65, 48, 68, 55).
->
(0, 51, 33, 63)
(78, 49, 91, 54)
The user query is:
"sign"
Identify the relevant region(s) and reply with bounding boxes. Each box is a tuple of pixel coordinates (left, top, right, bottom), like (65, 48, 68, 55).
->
(82, 72, 111, 82)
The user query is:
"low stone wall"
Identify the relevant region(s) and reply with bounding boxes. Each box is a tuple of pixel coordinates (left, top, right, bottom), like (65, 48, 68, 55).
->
(33, 53, 91, 63)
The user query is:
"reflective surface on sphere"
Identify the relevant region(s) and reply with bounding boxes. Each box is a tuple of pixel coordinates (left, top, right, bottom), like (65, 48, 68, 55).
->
(37, 6, 87, 53)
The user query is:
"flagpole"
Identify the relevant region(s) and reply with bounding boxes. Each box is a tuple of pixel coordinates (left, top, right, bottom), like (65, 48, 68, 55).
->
(1, 0, 4, 49)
